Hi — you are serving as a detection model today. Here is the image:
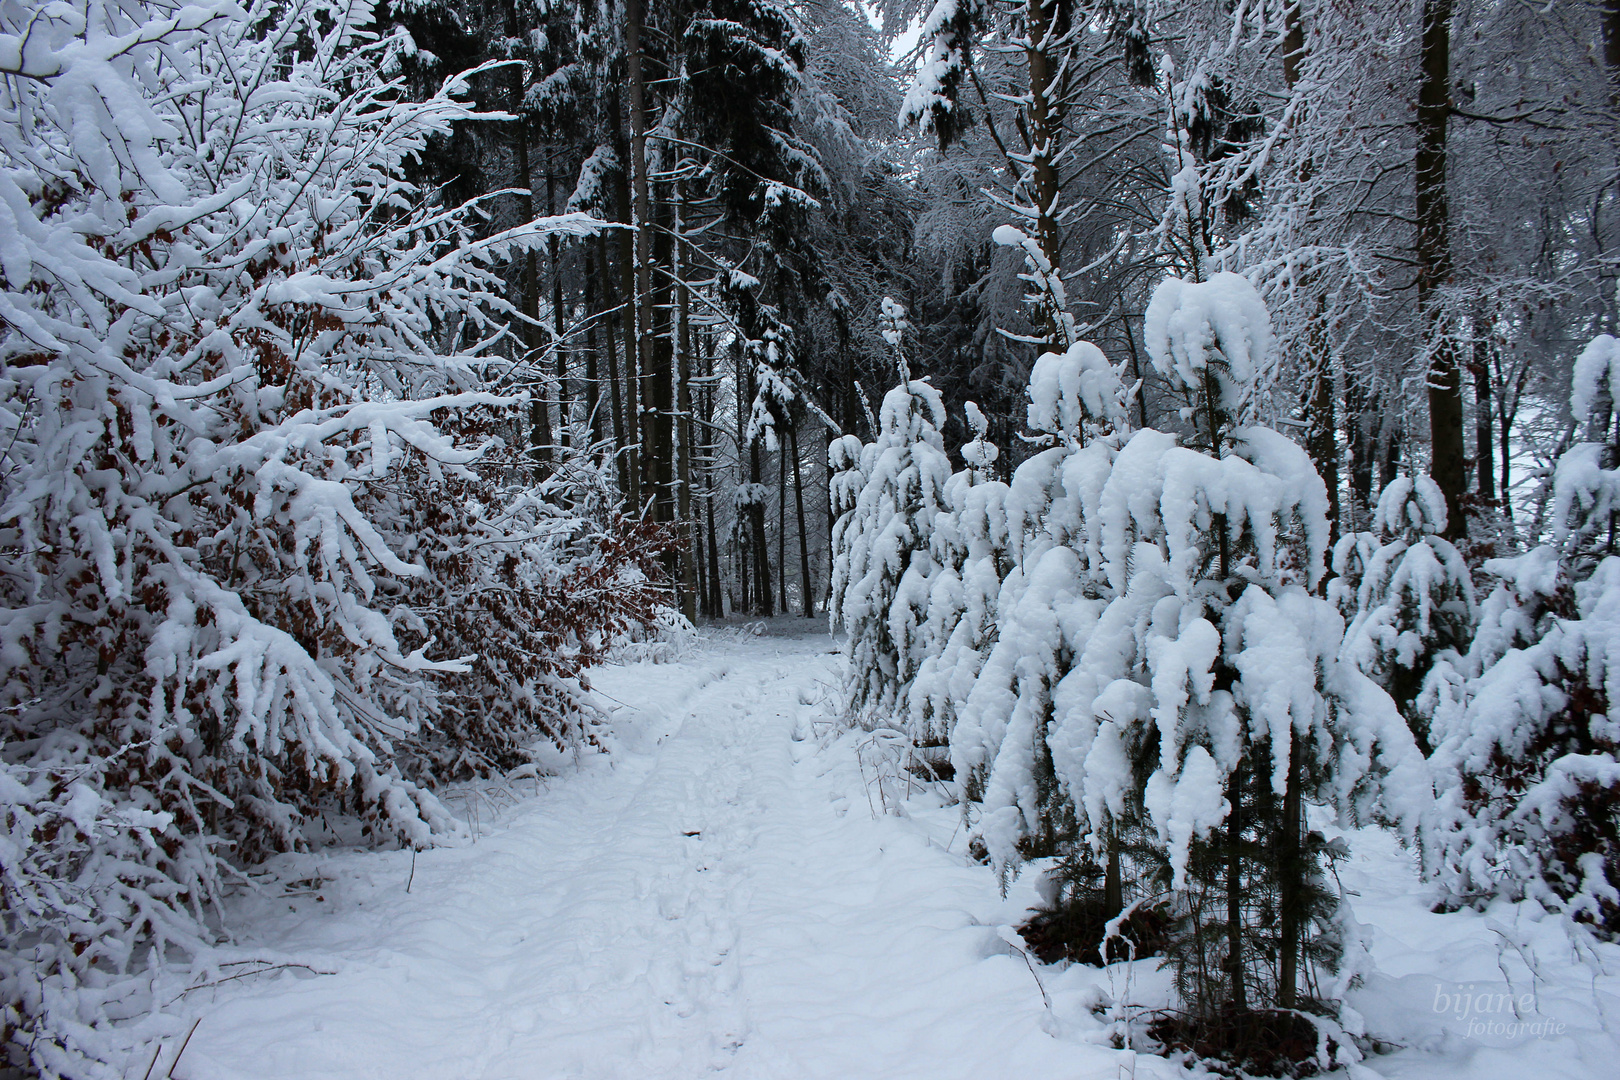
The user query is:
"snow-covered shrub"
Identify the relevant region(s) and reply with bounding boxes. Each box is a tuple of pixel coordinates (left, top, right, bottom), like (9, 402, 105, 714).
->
(1334, 476, 1476, 751)
(827, 433, 870, 625)
(834, 375, 953, 726)
(831, 301, 953, 727)
(949, 341, 1133, 826)
(0, 751, 198, 1080)
(0, 2, 645, 1073)
(398, 453, 675, 778)
(962, 273, 1421, 1038)
(907, 403, 1011, 755)
(1426, 334, 1620, 934)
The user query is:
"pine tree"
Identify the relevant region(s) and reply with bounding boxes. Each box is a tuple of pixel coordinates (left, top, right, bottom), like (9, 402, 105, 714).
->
(958, 270, 1421, 1062)
(832, 301, 953, 726)
(1333, 475, 1476, 752)
(907, 404, 1011, 760)
(1426, 334, 1620, 935)
(953, 338, 1132, 861)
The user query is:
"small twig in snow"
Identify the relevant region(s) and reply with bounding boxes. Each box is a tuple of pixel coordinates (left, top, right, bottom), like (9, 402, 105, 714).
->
(165, 1018, 201, 1079)
(141, 1041, 164, 1080)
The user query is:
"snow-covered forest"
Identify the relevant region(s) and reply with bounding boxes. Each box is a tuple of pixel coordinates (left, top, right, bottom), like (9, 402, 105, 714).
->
(3, 0, 1620, 1077)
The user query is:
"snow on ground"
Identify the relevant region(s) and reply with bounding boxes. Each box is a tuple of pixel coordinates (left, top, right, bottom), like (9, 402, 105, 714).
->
(167, 622, 1619, 1080)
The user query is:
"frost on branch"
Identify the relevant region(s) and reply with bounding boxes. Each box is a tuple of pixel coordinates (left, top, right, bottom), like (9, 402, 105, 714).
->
(831, 336, 952, 726)
(1026, 340, 1131, 444)
(1425, 336, 1620, 935)
(0, 2, 649, 1074)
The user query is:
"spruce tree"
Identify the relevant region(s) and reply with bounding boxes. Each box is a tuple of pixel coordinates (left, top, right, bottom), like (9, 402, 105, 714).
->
(1426, 334, 1620, 935)
(832, 301, 954, 726)
(1333, 475, 1476, 752)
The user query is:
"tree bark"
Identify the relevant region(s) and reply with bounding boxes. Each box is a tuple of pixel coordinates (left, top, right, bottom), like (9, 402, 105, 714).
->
(625, 0, 655, 512)
(673, 180, 698, 622)
(790, 422, 814, 617)
(777, 444, 789, 614)
(702, 330, 725, 618)
(1418, 0, 1466, 539)
(1279, 737, 1303, 1009)
(1347, 374, 1375, 530)
(546, 154, 569, 448)
(583, 252, 603, 450)
(752, 441, 772, 617)
(503, 0, 549, 468)
(1024, 0, 1066, 352)
(649, 190, 676, 528)
(1472, 319, 1495, 504)
(1104, 827, 1123, 923)
(1226, 762, 1247, 1013)
(1380, 407, 1403, 493)
(597, 233, 629, 494)
(1306, 346, 1340, 545)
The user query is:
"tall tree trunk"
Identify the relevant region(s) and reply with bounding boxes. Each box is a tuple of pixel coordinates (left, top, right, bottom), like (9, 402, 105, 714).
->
(650, 190, 676, 529)
(706, 491, 724, 618)
(1024, 0, 1066, 352)
(790, 422, 814, 618)
(625, 0, 655, 512)
(503, 0, 549, 468)
(1305, 338, 1340, 544)
(752, 441, 772, 617)
(1225, 762, 1247, 1013)
(547, 155, 569, 449)
(1418, 0, 1466, 539)
(747, 349, 773, 617)
(1103, 825, 1123, 924)
(704, 333, 725, 618)
(1123, 316, 1151, 431)
(597, 233, 629, 494)
(777, 445, 789, 614)
(1279, 738, 1303, 1009)
(1380, 408, 1403, 492)
(673, 180, 698, 623)
(1472, 317, 1495, 504)
(1347, 374, 1375, 529)
(735, 343, 750, 611)
(584, 253, 603, 450)
(1023, 0, 1062, 351)
(610, 126, 641, 505)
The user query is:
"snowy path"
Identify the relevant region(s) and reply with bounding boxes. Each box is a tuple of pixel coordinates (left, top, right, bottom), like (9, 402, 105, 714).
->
(179, 626, 1120, 1080)
(175, 624, 1620, 1080)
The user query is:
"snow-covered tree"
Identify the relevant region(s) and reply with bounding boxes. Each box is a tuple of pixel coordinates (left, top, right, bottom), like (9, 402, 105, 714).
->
(832, 301, 953, 725)
(1069, 272, 1420, 1036)
(952, 340, 1131, 849)
(907, 403, 1011, 754)
(1333, 475, 1477, 751)
(0, 3, 657, 1073)
(961, 271, 1421, 1050)
(1426, 335, 1620, 935)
